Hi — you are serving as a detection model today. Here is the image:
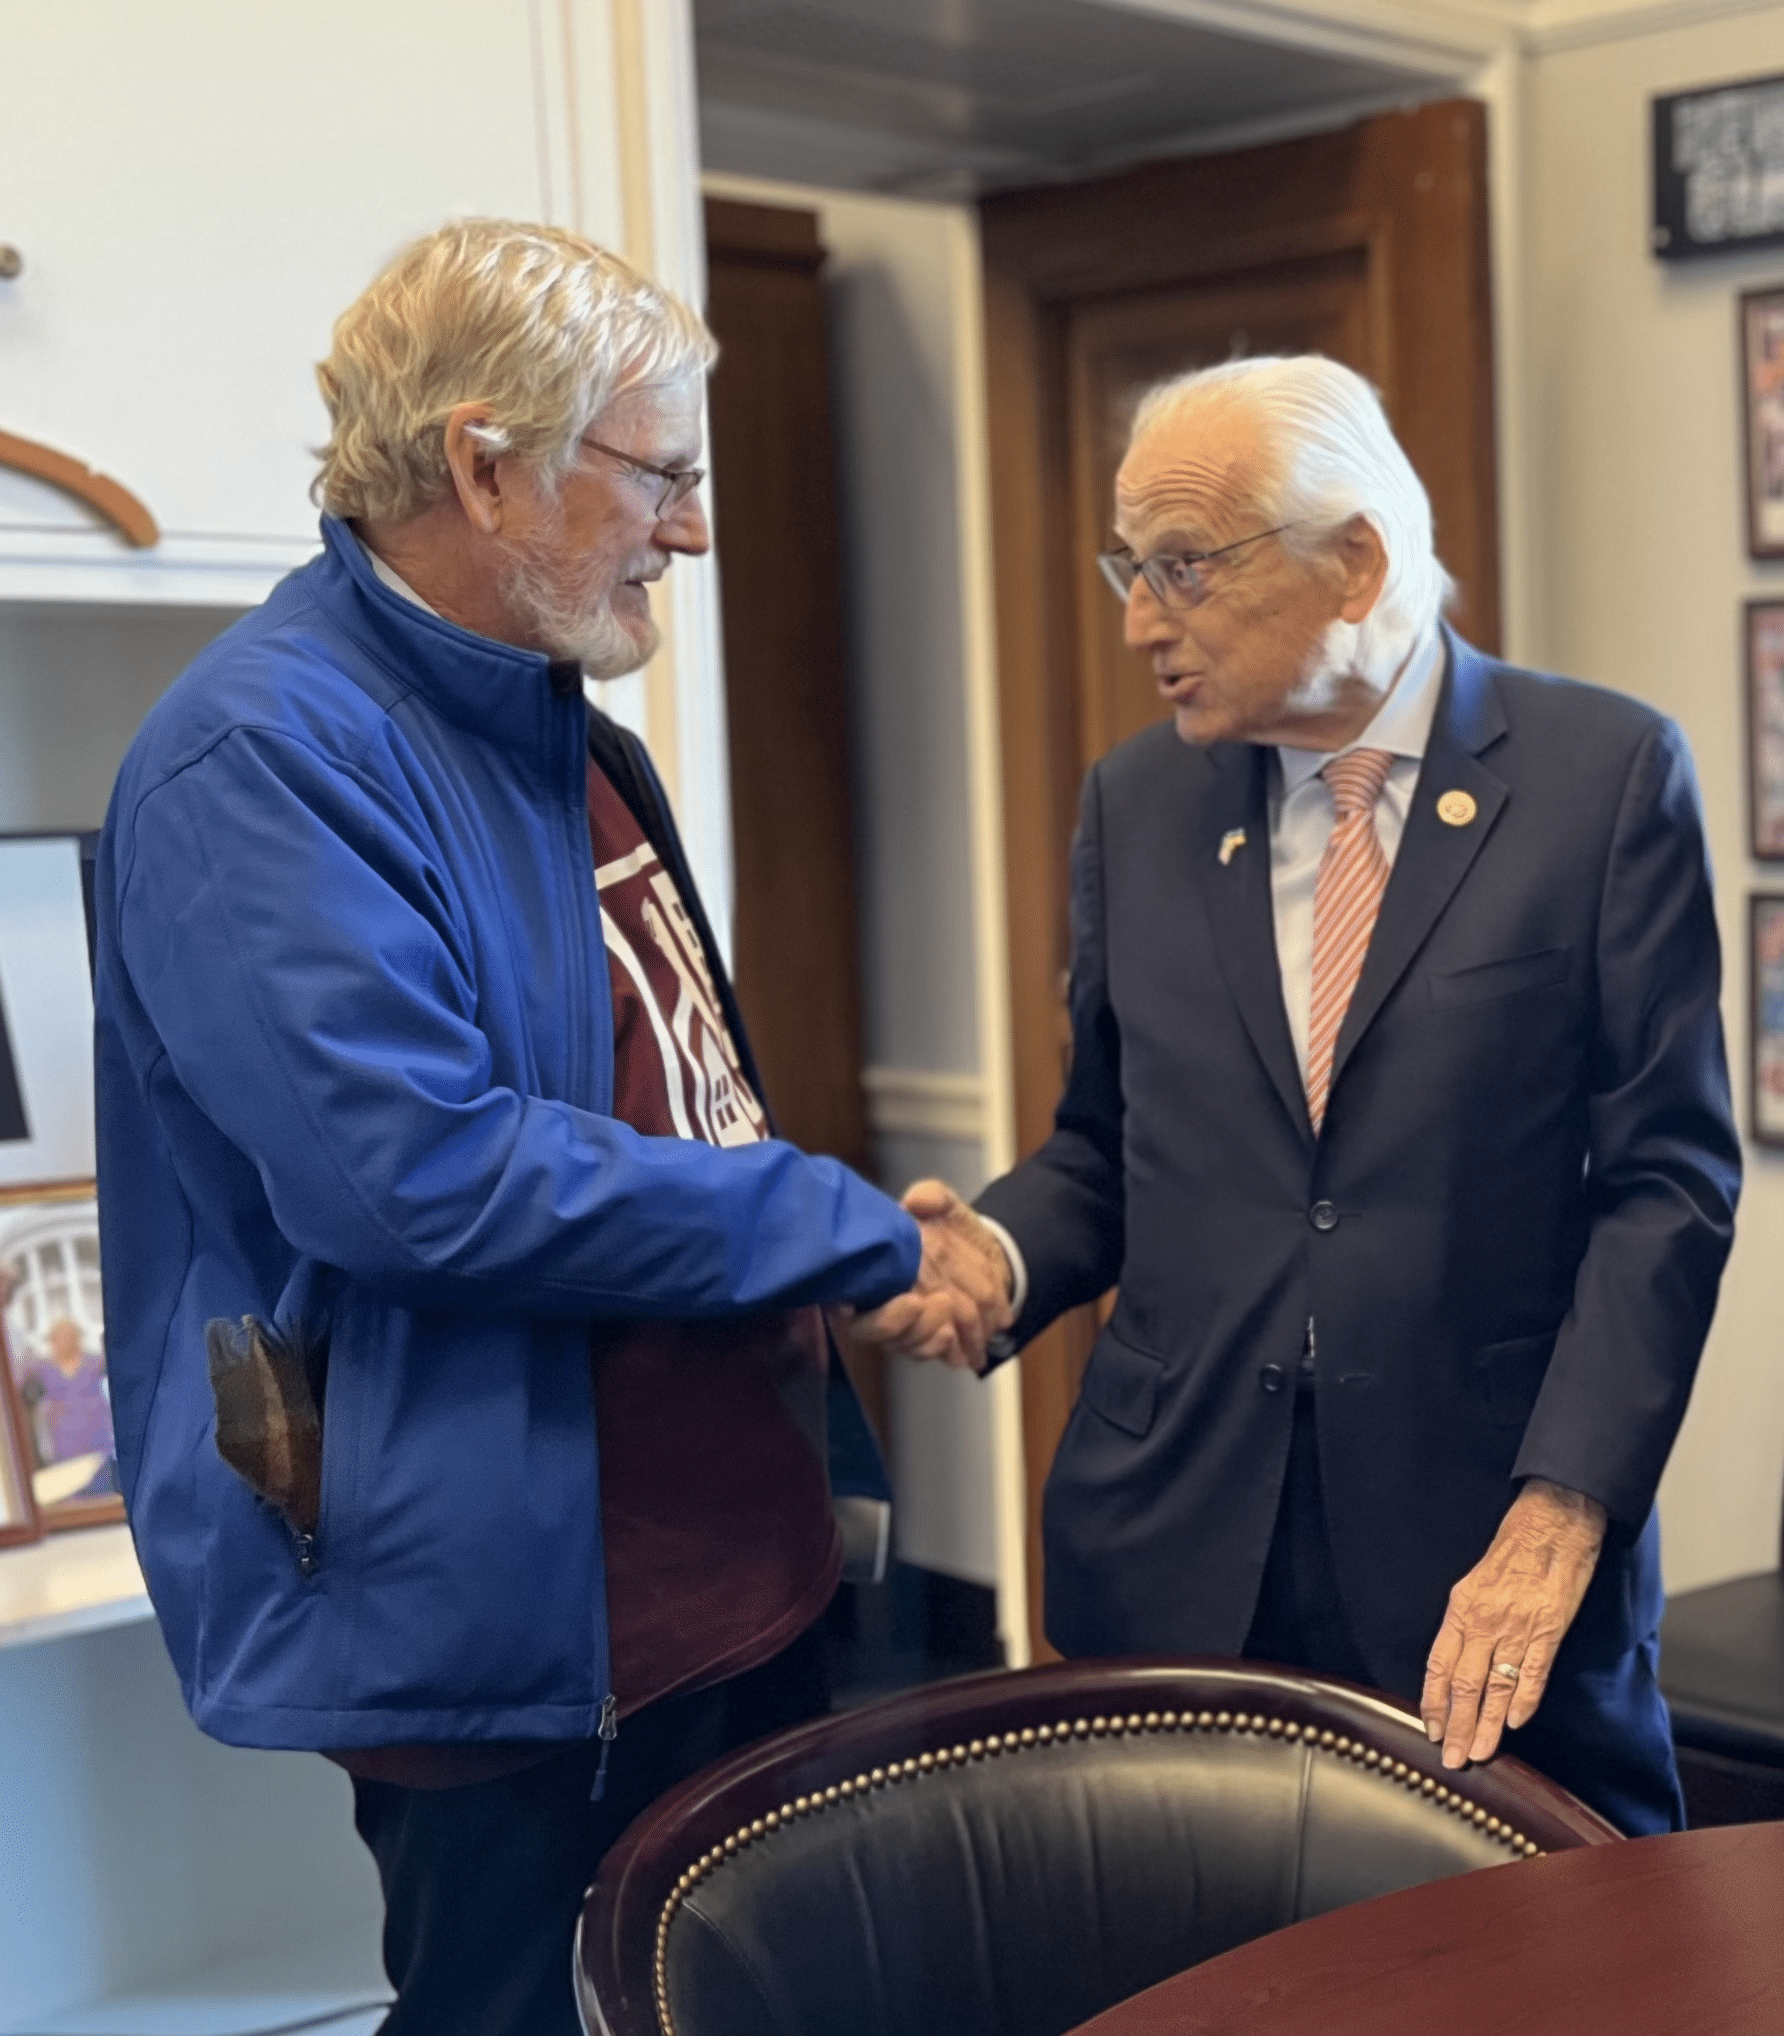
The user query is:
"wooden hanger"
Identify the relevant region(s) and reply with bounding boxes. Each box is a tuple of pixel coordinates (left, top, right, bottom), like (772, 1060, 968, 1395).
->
(0, 427, 159, 547)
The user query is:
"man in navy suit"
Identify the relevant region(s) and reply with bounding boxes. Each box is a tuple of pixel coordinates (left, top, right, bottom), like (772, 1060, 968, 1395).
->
(861, 355, 1740, 1834)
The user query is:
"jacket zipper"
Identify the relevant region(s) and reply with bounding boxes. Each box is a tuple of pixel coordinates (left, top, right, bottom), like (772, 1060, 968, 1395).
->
(294, 1530, 319, 1578)
(591, 1693, 619, 1801)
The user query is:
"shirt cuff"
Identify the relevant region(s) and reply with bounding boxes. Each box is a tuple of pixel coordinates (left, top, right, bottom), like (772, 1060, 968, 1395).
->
(975, 1212, 1028, 1361)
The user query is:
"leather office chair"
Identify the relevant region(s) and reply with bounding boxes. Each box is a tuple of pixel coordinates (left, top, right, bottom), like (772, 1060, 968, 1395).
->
(1661, 1510, 1784, 1825)
(576, 1658, 1618, 2036)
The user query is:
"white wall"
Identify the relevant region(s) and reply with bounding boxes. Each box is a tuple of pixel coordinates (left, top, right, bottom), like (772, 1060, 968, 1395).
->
(1522, 5, 1784, 1590)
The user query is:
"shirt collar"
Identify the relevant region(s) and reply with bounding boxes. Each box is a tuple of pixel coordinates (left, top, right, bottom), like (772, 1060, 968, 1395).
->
(356, 531, 441, 616)
(1277, 624, 1445, 795)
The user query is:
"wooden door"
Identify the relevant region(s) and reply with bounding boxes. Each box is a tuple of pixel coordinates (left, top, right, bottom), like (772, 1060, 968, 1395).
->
(704, 196, 870, 1175)
(981, 99, 1500, 1656)
(702, 197, 882, 1439)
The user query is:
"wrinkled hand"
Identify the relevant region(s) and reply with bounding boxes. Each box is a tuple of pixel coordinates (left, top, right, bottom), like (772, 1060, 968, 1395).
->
(845, 1179, 1014, 1371)
(1421, 1478, 1607, 1770)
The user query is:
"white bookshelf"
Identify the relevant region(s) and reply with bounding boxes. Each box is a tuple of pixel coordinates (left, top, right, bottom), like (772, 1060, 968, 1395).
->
(0, 1526, 151, 1651)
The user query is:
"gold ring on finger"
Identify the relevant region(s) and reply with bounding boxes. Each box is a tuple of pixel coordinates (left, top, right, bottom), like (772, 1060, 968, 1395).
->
(1490, 1661, 1520, 1682)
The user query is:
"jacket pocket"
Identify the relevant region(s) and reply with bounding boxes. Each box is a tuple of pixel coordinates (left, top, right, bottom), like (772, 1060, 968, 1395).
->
(1475, 1331, 1555, 1428)
(1081, 1329, 1165, 1439)
(1429, 947, 1571, 1010)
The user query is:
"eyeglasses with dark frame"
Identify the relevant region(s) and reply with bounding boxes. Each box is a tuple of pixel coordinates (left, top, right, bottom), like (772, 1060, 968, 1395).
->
(575, 435, 705, 519)
(1096, 525, 1293, 609)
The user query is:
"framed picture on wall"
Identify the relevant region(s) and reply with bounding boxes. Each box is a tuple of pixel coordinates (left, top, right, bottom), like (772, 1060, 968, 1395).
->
(1743, 286, 1784, 559)
(1751, 895, 1784, 1147)
(0, 833, 97, 1193)
(0, 1181, 123, 1530)
(1746, 600, 1784, 858)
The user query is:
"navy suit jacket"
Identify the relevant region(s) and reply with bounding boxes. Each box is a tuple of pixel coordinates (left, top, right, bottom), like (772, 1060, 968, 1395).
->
(977, 632, 1741, 1703)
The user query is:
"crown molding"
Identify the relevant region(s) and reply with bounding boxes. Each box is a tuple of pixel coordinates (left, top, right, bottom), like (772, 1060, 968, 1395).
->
(1101, 0, 1519, 71)
(1103, 0, 1784, 67)
(1523, 0, 1784, 54)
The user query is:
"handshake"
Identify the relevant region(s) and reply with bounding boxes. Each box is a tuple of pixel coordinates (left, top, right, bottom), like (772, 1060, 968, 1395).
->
(840, 1179, 1015, 1372)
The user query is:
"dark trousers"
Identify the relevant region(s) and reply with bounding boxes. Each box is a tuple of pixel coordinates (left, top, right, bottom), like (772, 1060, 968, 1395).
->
(1242, 1387, 1684, 1837)
(350, 1622, 830, 2036)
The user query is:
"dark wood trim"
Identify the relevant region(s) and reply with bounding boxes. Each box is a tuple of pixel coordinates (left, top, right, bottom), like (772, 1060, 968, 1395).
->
(704, 196, 825, 271)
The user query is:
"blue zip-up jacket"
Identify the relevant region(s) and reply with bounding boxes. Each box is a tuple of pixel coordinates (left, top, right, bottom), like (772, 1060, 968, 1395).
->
(93, 519, 920, 1751)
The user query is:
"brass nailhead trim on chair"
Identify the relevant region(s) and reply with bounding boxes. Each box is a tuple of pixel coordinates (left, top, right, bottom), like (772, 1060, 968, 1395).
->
(649, 1709, 1543, 2034)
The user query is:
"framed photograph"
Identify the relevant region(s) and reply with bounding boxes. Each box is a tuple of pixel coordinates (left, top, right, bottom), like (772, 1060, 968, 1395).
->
(1752, 896, 1784, 1147)
(0, 1182, 122, 1529)
(1743, 286, 1784, 559)
(1747, 602, 1784, 858)
(0, 1320, 41, 1547)
(0, 833, 97, 1192)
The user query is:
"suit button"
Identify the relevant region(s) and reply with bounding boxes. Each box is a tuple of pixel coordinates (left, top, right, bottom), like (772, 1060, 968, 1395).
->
(1259, 1364, 1287, 1393)
(1309, 1201, 1339, 1232)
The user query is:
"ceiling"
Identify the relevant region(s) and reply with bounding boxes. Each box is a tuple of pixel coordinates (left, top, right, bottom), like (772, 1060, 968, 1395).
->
(693, 0, 1469, 198)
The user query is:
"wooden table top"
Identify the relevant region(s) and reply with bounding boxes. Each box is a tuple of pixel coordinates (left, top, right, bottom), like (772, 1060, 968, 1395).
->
(1069, 1821, 1784, 2036)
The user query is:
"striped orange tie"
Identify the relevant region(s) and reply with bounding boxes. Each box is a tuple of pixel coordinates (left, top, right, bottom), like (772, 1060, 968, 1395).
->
(1306, 748, 1394, 1132)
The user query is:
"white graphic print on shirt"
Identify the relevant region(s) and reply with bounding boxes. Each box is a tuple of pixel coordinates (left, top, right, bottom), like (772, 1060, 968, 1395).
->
(595, 845, 767, 1150)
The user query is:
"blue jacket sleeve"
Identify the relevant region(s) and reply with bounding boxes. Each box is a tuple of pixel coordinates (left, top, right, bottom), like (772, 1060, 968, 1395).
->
(113, 726, 920, 1318)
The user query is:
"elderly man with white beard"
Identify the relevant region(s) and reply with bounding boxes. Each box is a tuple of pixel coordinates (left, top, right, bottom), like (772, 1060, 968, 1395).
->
(92, 220, 1008, 2036)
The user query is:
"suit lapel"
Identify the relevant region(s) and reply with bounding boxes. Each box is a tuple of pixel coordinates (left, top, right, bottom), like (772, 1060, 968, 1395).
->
(1330, 632, 1509, 1091)
(1189, 741, 1310, 1142)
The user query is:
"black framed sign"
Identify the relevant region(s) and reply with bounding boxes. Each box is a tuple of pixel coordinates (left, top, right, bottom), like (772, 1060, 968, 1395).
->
(1653, 72, 1784, 261)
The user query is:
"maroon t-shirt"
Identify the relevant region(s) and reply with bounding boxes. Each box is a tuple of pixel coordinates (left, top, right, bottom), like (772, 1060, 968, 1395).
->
(330, 761, 839, 1789)
(585, 763, 839, 1720)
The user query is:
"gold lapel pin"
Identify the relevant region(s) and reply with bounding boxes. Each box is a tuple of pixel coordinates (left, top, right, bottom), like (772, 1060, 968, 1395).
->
(1437, 790, 1477, 828)
(1218, 828, 1247, 866)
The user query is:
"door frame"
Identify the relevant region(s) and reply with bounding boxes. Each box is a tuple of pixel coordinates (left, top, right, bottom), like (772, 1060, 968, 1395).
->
(979, 98, 1501, 1653)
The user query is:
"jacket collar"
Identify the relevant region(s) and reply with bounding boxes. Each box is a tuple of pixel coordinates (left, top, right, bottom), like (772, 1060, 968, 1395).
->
(313, 516, 585, 764)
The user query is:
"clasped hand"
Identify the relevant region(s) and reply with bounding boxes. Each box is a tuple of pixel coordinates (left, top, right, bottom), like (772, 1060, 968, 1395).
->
(839, 1179, 1013, 1371)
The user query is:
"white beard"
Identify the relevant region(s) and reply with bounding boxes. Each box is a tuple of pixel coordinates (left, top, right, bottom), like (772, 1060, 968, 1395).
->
(496, 521, 660, 680)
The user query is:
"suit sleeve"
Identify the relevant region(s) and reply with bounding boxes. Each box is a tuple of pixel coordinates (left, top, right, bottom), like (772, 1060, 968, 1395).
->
(975, 763, 1126, 1348)
(112, 726, 920, 1319)
(1512, 715, 1741, 1529)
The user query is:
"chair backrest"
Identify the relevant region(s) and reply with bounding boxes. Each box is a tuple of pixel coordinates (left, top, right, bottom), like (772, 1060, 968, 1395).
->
(577, 1658, 1620, 2036)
